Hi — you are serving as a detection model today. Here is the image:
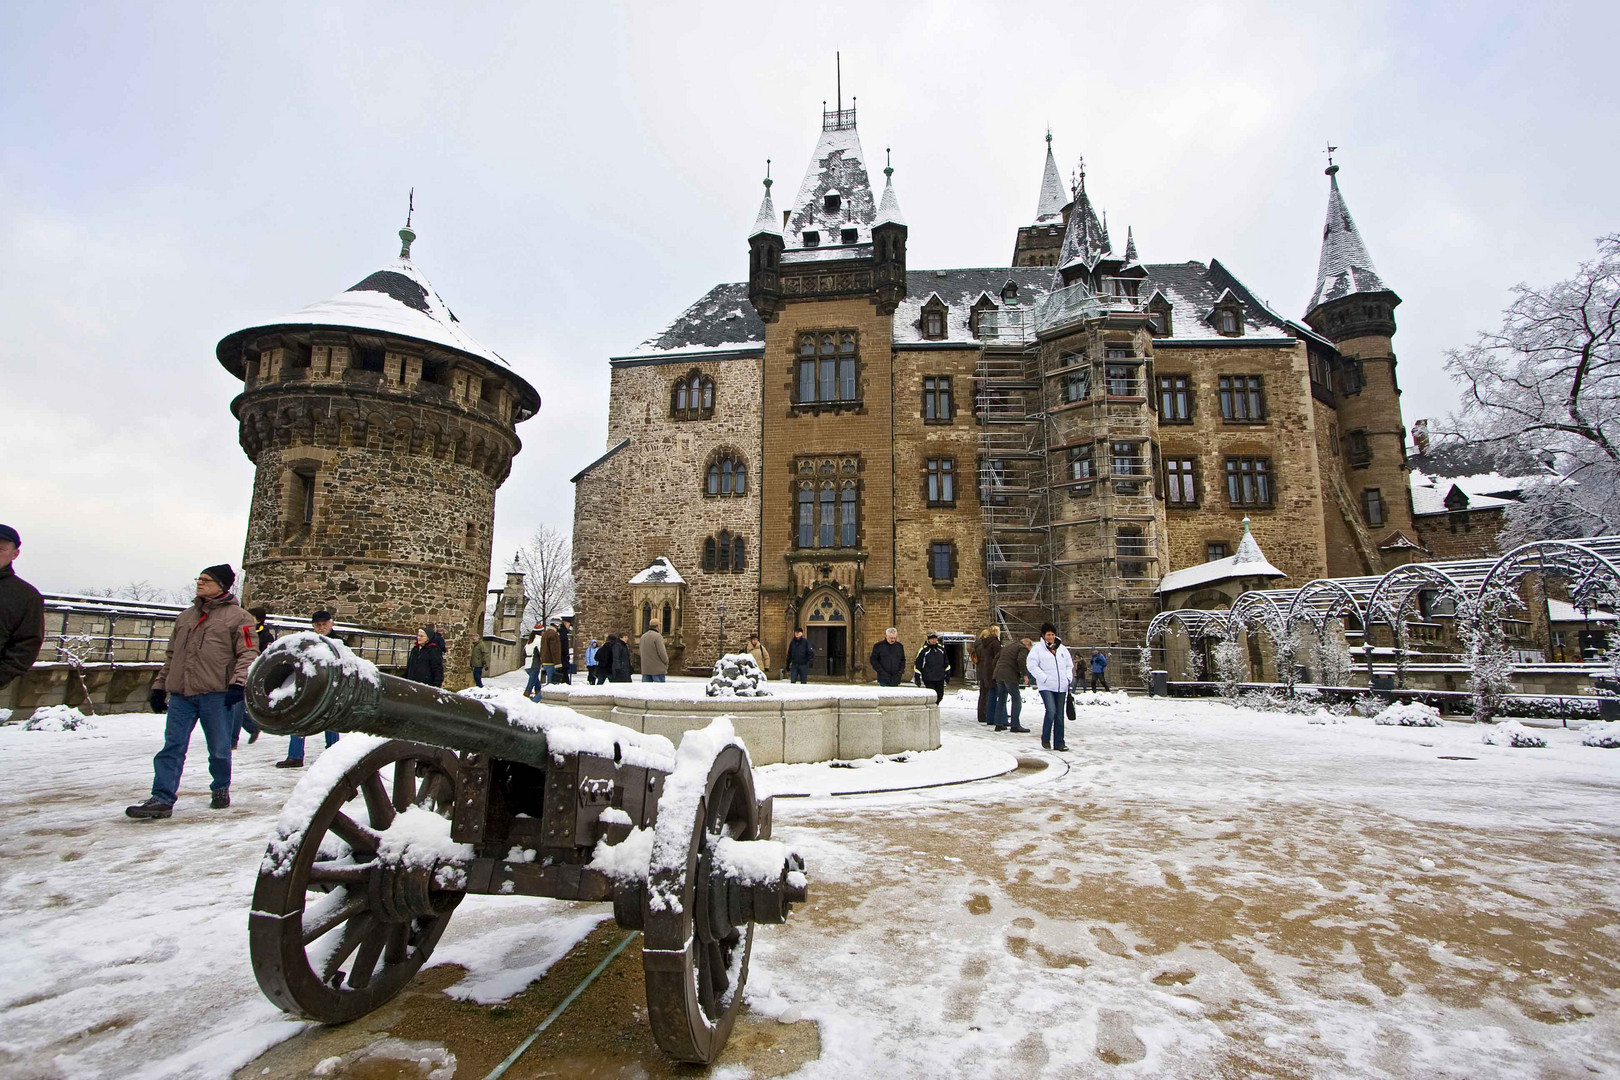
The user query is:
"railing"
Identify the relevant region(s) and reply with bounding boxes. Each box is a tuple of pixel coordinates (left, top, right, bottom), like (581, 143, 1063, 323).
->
(1034, 280, 1151, 334)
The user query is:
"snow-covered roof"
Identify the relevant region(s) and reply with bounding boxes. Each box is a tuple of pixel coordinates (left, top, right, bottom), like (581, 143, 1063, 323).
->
(1306, 168, 1391, 315)
(893, 268, 1051, 345)
(1144, 260, 1297, 343)
(784, 118, 877, 252)
(1055, 172, 1111, 277)
(876, 170, 905, 227)
(621, 283, 766, 358)
(629, 557, 685, 586)
(1032, 140, 1066, 225)
(1546, 599, 1615, 624)
(1409, 468, 1529, 516)
(750, 182, 781, 239)
(1156, 524, 1287, 595)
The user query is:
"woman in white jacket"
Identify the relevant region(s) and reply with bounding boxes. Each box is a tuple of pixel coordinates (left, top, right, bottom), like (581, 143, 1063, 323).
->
(1025, 621, 1073, 751)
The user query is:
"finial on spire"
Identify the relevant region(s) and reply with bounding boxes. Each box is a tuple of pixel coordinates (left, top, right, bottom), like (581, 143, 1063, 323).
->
(1045, 126, 1052, 147)
(764, 158, 772, 191)
(1241, 516, 1252, 535)
(884, 146, 892, 181)
(1071, 155, 1087, 199)
(1324, 142, 1339, 177)
(398, 187, 417, 259)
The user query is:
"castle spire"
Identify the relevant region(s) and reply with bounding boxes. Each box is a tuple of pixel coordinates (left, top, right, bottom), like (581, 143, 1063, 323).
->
(1054, 154, 1112, 286)
(750, 159, 781, 238)
(876, 147, 905, 226)
(1032, 131, 1066, 224)
(1306, 159, 1388, 317)
(1123, 226, 1139, 265)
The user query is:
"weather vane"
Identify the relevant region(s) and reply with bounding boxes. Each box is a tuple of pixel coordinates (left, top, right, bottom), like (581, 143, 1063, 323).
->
(405, 187, 415, 229)
(1325, 143, 1337, 167)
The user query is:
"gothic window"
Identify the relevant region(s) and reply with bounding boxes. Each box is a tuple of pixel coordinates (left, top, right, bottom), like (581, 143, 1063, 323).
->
(797, 485, 814, 548)
(732, 533, 746, 570)
(839, 483, 858, 547)
(1347, 429, 1372, 467)
(925, 458, 955, 507)
(921, 298, 948, 340)
(1224, 456, 1274, 508)
(930, 541, 956, 581)
(670, 369, 715, 420)
(1363, 488, 1385, 527)
(662, 602, 673, 634)
(1206, 541, 1230, 562)
(1165, 457, 1199, 507)
(704, 451, 748, 496)
(642, 601, 653, 634)
(702, 531, 748, 573)
(922, 376, 954, 422)
(1157, 374, 1192, 422)
(818, 484, 836, 547)
(703, 537, 717, 571)
(1218, 375, 1266, 422)
(795, 331, 859, 404)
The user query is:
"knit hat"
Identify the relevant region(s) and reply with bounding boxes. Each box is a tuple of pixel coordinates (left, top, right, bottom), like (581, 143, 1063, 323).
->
(201, 564, 236, 591)
(311, 610, 334, 623)
(0, 524, 18, 545)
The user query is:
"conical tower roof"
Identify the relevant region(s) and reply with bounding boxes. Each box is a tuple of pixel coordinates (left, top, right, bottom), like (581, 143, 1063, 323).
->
(783, 109, 877, 251)
(1306, 165, 1390, 315)
(1055, 162, 1111, 281)
(876, 151, 905, 226)
(1033, 133, 1066, 224)
(750, 169, 781, 239)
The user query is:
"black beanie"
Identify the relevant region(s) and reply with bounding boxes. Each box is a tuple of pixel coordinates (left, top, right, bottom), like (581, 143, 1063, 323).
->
(202, 564, 236, 592)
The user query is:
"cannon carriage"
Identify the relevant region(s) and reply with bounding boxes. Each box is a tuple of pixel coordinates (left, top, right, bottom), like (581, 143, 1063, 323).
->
(244, 633, 807, 1064)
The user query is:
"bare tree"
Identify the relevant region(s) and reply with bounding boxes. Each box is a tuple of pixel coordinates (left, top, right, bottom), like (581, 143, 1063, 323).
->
(1443, 234, 1620, 541)
(513, 526, 576, 629)
(81, 580, 193, 605)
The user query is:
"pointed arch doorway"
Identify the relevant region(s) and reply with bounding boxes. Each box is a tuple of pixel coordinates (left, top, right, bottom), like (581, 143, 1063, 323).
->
(801, 589, 851, 679)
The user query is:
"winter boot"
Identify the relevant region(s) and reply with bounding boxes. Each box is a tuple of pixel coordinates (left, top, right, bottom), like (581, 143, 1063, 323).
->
(1010, 724, 1031, 733)
(274, 758, 305, 769)
(248, 729, 260, 744)
(210, 789, 231, 809)
(125, 798, 173, 820)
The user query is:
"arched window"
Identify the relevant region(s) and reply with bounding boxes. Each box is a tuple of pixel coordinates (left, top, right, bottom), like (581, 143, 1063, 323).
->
(641, 601, 653, 633)
(700, 377, 713, 411)
(707, 464, 720, 495)
(797, 485, 814, 548)
(675, 379, 689, 412)
(703, 537, 717, 571)
(735, 462, 747, 494)
(732, 534, 746, 570)
(818, 484, 835, 547)
(662, 602, 673, 634)
(717, 530, 732, 572)
(671, 369, 715, 420)
(704, 452, 748, 497)
(722, 458, 733, 494)
(702, 531, 748, 573)
(840, 484, 858, 547)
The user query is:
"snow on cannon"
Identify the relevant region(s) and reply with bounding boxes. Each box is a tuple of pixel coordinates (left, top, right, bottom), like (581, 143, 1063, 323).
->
(243, 632, 807, 1064)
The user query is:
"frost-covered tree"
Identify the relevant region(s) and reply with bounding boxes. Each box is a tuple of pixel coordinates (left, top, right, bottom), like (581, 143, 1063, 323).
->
(1443, 234, 1620, 541)
(55, 633, 99, 716)
(1137, 645, 1154, 690)
(514, 526, 576, 628)
(1317, 618, 1355, 688)
(1455, 587, 1517, 722)
(1212, 636, 1246, 698)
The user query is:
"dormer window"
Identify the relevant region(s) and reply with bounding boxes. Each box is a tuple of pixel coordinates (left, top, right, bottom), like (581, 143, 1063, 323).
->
(969, 296, 997, 339)
(841, 228, 858, 245)
(1213, 299, 1243, 336)
(1148, 297, 1173, 336)
(803, 230, 821, 247)
(824, 191, 841, 214)
(1001, 281, 1019, 301)
(921, 298, 948, 340)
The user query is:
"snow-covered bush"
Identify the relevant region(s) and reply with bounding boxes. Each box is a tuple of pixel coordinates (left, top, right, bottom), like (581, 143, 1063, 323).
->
(706, 653, 770, 698)
(1137, 646, 1154, 691)
(1235, 689, 1285, 713)
(1307, 708, 1345, 725)
(24, 705, 94, 732)
(1317, 618, 1355, 688)
(1580, 721, 1620, 748)
(1373, 702, 1444, 727)
(1212, 638, 1245, 698)
(1354, 694, 1389, 717)
(1481, 720, 1547, 748)
(1330, 701, 1356, 717)
(1283, 688, 1322, 714)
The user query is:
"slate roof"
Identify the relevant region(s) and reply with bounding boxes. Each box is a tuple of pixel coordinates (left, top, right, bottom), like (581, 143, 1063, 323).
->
(1143, 260, 1297, 342)
(1033, 141, 1066, 225)
(783, 119, 877, 255)
(1055, 173, 1111, 276)
(893, 268, 1051, 345)
(1307, 168, 1391, 315)
(629, 557, 685, 586)
(624, 283, 766, 358)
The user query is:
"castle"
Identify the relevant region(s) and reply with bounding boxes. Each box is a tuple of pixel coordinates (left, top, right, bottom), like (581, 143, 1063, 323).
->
(571, 99, 1423, 683)
(216, 221, 539, 688)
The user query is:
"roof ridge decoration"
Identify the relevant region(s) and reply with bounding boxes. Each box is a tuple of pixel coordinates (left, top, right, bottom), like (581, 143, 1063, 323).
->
(1054, 154, 1112, 283)
(1033, 130, 1066, 224)
(1122, 225, 1139, 265)
(1306, 163, 1389, 316)
(876, 147, 905, 226)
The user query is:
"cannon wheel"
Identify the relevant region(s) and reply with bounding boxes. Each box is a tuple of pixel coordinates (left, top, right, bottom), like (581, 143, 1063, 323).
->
(642, 742, 760, 1064)
(249, 739, 464, 1023)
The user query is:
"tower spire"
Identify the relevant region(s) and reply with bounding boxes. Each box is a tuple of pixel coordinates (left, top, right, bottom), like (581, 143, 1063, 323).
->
(750, 159, 781, 238)
(877, 146, 905, 226)
(1032, 132, 1066, 224)
(1054, 153, 1111, 285)
(398, 187, 416, 259)
(1305, 156, 1389, 317)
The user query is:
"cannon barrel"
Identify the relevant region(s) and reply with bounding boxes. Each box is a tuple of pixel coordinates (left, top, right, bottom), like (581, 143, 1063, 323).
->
(245, 633, 550, 768)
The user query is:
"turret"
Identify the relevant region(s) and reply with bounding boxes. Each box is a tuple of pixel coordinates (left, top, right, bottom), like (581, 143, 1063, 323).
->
(1012, 131, 1070, 267)
(1303, 162, 1400, 340)
(747, 163, 785, 322)
(872, 149, 907, 315)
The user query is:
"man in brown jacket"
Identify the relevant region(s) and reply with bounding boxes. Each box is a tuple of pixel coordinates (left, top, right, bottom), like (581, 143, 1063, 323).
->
(126, 564, 258, 819)
(973, 626, 1002, 724)
(639, 625, 669, 682)
(539, 621, 563, 685)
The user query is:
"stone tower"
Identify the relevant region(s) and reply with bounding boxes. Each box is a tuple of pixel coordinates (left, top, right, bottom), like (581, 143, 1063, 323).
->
(215, 220, 541, 688)
(1302, 162, 1415, 572)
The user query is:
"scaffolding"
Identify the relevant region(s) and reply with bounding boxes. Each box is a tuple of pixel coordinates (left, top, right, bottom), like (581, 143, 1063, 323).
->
(976, 282, 1164, 673)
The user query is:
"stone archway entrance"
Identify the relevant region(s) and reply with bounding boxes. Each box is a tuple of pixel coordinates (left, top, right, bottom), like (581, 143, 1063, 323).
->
(802, 589, 851, 679)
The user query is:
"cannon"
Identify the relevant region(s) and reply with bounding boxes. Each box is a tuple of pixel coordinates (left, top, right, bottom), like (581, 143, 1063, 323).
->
(244, 632, 806, 1064)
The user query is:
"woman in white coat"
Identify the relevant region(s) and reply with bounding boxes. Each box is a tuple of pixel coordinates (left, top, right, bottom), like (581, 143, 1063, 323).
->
(1025, 621, 1073, 751)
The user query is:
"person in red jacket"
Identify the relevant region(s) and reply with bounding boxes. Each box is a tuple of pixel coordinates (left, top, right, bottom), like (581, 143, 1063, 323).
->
(125, 564, 258, 819)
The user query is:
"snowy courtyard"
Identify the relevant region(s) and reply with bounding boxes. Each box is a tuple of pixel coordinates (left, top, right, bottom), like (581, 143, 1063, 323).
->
(3, 690, 1618, 1079)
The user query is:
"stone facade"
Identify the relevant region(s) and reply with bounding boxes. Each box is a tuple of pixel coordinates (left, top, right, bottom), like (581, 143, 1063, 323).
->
(217, 233, 539, 690)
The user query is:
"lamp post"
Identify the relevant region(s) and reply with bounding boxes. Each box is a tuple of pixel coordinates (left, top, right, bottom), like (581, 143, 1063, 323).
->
(717, 603, 727, 664)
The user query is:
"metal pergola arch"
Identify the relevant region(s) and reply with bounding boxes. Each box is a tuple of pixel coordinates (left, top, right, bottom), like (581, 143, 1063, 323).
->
(1286, 576, 1381, 632)
(1479, 537, 1620, 605)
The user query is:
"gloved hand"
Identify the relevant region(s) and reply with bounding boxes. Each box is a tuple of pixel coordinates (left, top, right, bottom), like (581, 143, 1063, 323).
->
(149, 689, 168, 714)
(224, 685, 245, 709)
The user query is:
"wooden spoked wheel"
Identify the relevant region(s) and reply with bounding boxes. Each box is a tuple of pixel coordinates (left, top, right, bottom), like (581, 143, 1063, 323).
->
(249, 739, 464, 1023)
(642, 742, 761, 1064)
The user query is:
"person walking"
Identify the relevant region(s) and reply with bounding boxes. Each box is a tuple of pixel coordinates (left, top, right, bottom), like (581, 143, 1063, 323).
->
(1027, 622, 1074, 752)
(913, 632, 950, 703)
(275, 611, 344, 767)
(747, 634, 770, 677)
(584, 638, 601, 683)
(786, 628, 813, 684)
(869, 627, 905, 687)
(404, 627, 445, 687)
(0, 524, 44, 693)
(125, 564, 257, 818)
(991, 635, 1032, 732)
(973, 626, 1002, 724)
(639, 624, 669, 683)
(1089, 648, 1110, 691)
(522, 625, 545, 698)
(607, 633, 634, 683)
(469, 634, 488, 688)
(539, 620, 563, 685)
(556, 615, 575, 684)
(231, 606, 273, 748)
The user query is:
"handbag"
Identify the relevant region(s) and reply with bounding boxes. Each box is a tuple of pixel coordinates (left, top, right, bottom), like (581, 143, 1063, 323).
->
(1065, 690, 1076, 722)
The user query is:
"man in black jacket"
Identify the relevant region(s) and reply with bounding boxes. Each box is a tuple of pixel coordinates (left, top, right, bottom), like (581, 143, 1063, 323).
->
(607, 633, 634, 683)
(869, 627, 906, 687)
(913, 632, 950, 703)
(786, 628, 814, 683)
(0, 524, 44, 693)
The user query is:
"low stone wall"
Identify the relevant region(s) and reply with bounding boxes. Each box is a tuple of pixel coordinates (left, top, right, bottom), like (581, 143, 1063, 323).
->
(538, 685, 940, 765)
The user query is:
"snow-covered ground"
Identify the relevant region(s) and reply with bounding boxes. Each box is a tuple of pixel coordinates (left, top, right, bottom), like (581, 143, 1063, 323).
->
(2, 693, 1617, 1078)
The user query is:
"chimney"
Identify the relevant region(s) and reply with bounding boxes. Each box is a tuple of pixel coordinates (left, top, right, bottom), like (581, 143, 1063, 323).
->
(1412, 419, 1430, 455)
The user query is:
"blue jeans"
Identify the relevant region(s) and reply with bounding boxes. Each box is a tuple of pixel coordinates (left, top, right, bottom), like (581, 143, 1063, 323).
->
(471, 667, 484, 687)
(1040, 690, 1066, 747)
(229, 698, 259, 744)
(289, 731, 339, 759)
(543, 664, 557, 684)
(524, 667, 543, 695)
(998, 680, 1022, 727)
(789, 663, 809, 683)
(152, 691, 232, 804)
(877, 678, 899, 687)
(988, 683, 1007, 727)
(642, 673, 666, 683)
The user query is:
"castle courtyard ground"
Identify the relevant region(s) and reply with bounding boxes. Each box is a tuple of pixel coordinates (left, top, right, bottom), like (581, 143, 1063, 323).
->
(2, 688, 1617, 1079)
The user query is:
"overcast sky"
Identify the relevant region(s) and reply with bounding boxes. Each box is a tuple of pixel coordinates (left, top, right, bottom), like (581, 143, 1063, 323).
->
(3, 1, 1615, 598)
